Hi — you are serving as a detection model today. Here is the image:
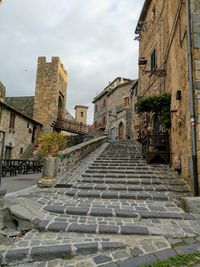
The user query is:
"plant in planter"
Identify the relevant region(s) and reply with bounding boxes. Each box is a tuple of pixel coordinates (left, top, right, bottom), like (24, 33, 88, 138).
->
(135, 93, 171, 129)
(38, 132, 68, 158)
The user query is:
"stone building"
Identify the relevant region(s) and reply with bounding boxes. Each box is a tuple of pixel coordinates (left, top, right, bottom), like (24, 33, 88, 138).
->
(0, 56, 88, 159)
(0, 97, 42, 160)
(93, 77, 136, 140)
(135, 0, 200, 193)
(75, 105, 88, 125)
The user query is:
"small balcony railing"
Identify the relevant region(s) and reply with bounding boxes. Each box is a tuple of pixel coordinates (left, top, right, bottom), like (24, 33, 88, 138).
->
(142, 133, 170, 164)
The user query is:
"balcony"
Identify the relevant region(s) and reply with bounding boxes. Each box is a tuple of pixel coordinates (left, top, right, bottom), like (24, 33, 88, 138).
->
(142, 133, 170, 164)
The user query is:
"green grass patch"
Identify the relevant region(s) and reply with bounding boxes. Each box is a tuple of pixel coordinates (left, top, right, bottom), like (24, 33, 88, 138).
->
(141, 252, 200, 267)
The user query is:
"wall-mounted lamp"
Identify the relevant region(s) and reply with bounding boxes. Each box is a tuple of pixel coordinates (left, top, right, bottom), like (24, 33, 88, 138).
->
(138, 57, 166, 77)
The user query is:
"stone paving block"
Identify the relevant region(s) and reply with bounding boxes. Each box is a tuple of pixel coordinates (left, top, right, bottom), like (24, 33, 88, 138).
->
(175, 243, 200, 255)
(68, 223, 97, 233)
(153, 248, 177, 260)
(5, 248, 29, 264)
(131, 247, 144, 257)
(115, 208, 138, 218)
(120, 226, 149, 235)
(98, 225, 119, 234)
(31, 245, 72, 261)
(66, 207, 90, 215)
(47, 222, 68, 232)
(101, 242, 126, 250)
(102, 192, 119, 199)
(77, 191, 100, 198)
(43, 205, 65, 214)
(113, 250, 129, 260)
(118, 254, 156, 267)
(32, 218, 49, 231)
(75, 242, 98, 255)
(94, 255, 113, 264)
(90, 208, 113, 217)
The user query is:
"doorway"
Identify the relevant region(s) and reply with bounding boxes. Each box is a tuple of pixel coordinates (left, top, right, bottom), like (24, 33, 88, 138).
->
(118, 122, 125, 140)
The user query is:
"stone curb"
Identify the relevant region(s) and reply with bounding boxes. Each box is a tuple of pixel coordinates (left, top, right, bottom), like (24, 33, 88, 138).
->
(43, 205, 195, 220)
(100, 243, 200, 267)
(0, 241, 126, 266)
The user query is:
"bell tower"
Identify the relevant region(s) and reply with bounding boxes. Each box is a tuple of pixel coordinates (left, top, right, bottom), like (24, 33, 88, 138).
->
(33, 57, 68, 131)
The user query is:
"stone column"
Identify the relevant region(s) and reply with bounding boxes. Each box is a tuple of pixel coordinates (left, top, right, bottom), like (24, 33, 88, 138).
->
(0, 189, 6, 229)
(38, 156, 59, 188)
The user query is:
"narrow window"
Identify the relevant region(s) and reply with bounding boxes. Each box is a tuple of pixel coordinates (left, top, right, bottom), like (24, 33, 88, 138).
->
(81, 112, 84, 118)
(27, 122, 29, 128)
(103, 116, 106, 127)
(151, 49, 157, 72)
(151, 6, 156, 22)
(9, 113, 16, 129)
(20, 148, 23, 154)
(95, 105, 98, 112)
(103, 99, 106, 108)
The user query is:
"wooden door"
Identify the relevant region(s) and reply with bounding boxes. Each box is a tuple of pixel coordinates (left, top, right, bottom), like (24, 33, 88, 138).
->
(118, 122, 124, 140)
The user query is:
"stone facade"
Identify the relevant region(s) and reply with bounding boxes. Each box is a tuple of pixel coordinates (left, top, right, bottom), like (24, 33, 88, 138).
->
(33, 57, 68, 132)
(74, 105, 88, 125)
(93, 77, 136, 140)
(135, 0, 200, 190)
(5, 96, 35, 118)
(0, 101, 42, 159)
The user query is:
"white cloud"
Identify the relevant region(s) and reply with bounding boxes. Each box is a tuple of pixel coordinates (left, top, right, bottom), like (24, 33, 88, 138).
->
(0, 0, 144, 123)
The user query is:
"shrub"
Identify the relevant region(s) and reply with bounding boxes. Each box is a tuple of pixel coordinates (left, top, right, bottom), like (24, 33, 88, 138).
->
(38, 132, 67, 157)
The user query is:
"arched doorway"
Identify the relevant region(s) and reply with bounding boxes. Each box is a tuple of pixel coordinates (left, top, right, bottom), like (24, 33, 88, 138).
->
(118, 122, 125, 140)
(57, 96, 63, 120)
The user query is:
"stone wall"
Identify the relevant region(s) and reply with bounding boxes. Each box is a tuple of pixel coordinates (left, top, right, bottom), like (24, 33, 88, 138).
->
(57, 136, 107, 178)
(33, 57, 68, 132)
(0, 104, 41, 159)
(75, 106, 88, 125)
(136, 0, 195, 187)
(5, 96, 35, 118)
(191, 0, 200, 190)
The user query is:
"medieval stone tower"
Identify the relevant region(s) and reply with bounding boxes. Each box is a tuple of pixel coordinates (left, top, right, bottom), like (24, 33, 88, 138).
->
(75, 105, 88, 125)
(33, 57, 68, 132)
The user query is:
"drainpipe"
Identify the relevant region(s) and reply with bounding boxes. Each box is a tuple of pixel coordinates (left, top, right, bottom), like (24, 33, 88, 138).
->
(186, 0, 199, 196)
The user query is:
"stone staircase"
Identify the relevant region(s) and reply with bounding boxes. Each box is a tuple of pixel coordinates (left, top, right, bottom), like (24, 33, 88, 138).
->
(3, 140, 200, 267)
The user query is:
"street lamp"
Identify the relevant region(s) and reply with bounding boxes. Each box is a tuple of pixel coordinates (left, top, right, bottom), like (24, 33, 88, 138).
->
(0, 131, 5, 188)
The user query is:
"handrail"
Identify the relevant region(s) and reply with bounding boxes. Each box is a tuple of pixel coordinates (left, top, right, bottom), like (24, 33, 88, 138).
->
(52, 119, 96, 136)
(2, 159, 43, 177)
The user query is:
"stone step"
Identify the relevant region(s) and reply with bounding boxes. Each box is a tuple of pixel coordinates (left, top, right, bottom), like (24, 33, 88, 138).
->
(72, 183, 189, 193)
(95, 159, 147, 163)
(86, 168, 175, 175)
(43, 205, 195, 220)
(63, 189, 169, 200)
(33, 218, 150, 235)
(84, 169, 173, 175)
(89, 164, 173, 170)
(0, 241, 127, 266)
(78, 178, 186, 186)
(81, 173, 176, 179)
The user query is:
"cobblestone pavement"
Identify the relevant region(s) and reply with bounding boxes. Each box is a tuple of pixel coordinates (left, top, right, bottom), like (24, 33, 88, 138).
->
(1, 141, 200, 266)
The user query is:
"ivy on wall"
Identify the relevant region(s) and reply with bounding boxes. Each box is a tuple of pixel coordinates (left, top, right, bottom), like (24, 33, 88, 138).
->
(135, 93, 171, 129)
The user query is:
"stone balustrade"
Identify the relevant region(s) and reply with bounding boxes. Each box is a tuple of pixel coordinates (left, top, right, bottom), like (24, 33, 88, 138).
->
(38, 136, 107, 188)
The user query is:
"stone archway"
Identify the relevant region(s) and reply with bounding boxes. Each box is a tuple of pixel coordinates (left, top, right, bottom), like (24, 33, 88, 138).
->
(118, 122, 125, 140)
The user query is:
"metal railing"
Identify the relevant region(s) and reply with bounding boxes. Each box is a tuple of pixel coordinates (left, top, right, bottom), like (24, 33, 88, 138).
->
(2, 159, 43, 177)
(52, 119, 96, 136)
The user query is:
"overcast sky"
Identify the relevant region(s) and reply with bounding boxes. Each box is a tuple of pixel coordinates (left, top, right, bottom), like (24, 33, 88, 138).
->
(0, 0, 144, 123)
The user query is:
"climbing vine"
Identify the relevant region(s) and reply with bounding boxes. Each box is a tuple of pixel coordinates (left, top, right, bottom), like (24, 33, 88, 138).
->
(135, 93, 171, 129)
